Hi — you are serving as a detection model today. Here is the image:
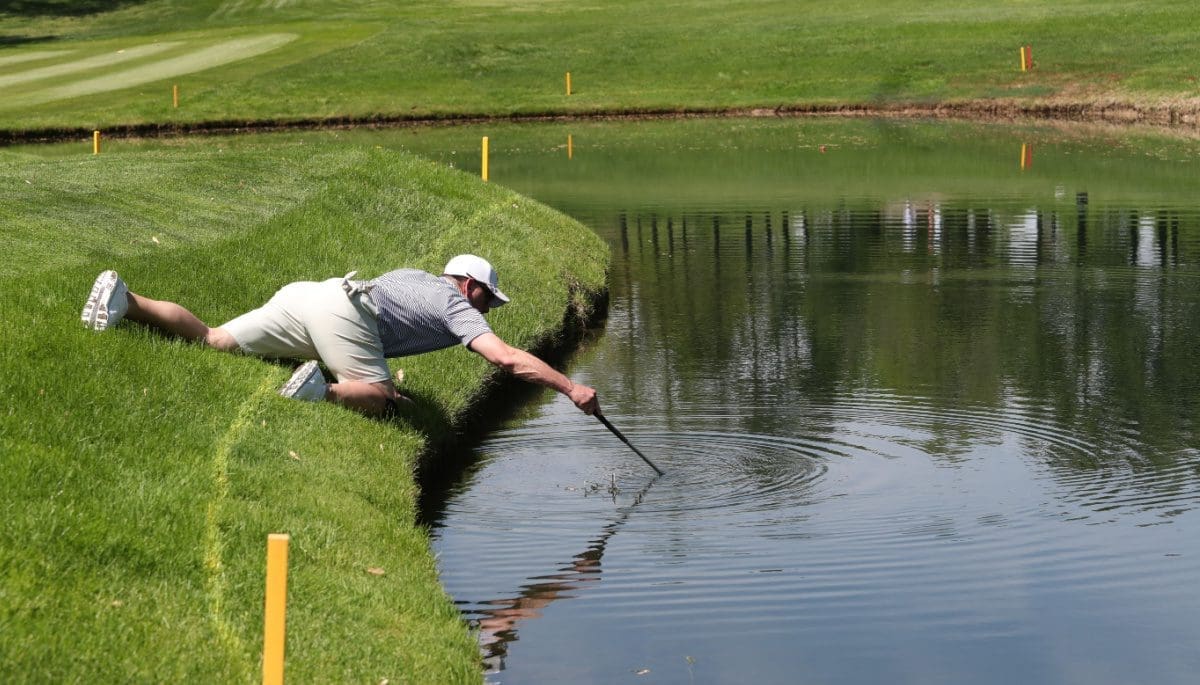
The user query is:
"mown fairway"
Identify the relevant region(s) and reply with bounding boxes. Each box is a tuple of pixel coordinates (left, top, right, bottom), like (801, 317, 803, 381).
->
(1, 0, 1199, 133)
(0, 138, 607, 681)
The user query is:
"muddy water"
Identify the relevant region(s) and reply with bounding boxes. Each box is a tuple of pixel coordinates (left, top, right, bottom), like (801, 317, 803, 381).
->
(406, 118, 1200, 684)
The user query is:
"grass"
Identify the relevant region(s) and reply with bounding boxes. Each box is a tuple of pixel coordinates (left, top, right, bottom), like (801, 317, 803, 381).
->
(0, 139, 609, 681)
(1, 0, 1195, 680)
(1, 1, 1199, 134)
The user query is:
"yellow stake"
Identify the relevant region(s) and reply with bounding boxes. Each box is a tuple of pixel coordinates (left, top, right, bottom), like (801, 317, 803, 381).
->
(568, 134, 573, 159)
(566, 71, 572, 96)
(1019, 46, 1027, 72)
(93, 130, 100, 155)
(173, 84, 179, 108)
(263, 533, 290, 685)
(482, 136, 489, 182)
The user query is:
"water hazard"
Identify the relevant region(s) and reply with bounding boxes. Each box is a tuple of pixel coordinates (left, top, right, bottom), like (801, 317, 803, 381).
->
(412, 119, 1200, 684)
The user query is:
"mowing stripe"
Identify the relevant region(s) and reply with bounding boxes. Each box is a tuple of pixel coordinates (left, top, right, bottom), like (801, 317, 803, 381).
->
(204, 374, 276, 681)
(210, 0, 251, 19)
(7, 34, 298, 108)
(211, 0, 296, 19)
(0, 50, 76, 68)
(0, 43, 181, 90)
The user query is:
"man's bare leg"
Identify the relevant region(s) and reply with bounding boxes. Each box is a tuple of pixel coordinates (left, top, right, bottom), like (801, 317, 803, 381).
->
(125, 292, 240, 351)
(108, 277, 401, 418)
(326, 379, 406, 417)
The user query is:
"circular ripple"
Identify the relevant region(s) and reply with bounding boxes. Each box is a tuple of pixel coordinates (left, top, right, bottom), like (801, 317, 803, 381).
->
(432, 393, 1200, 683)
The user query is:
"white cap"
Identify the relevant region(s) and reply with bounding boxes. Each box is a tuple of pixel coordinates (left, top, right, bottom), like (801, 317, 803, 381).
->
(443, 254, 510, 307)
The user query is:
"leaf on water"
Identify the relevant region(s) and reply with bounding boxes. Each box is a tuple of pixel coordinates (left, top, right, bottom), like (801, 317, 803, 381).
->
(367, 567, 385, 576)
(288, 450, 300, 461)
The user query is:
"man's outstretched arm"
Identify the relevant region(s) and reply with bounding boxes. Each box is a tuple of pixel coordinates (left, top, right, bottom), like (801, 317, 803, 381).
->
(468, 333, 599, 414)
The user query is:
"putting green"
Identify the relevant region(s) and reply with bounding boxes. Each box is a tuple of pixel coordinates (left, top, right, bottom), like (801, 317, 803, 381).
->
(0, 50, 76, 68)
(0, 33, 298, 109)
(0, 43, 181, 90)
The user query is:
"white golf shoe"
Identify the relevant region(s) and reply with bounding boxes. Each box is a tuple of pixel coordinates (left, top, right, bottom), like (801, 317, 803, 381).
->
(280, 361, 328, 402)
(81, 270, 129, 331)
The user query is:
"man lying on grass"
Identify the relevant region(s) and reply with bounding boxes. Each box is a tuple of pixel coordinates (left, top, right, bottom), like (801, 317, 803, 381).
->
(80, 254, 600, 418)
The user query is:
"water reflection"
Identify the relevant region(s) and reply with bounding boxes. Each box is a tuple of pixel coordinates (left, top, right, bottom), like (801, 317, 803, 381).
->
(599, 199, 1198, 479)
(471, 476, 659, 673)
(425, 119, 1200, 684)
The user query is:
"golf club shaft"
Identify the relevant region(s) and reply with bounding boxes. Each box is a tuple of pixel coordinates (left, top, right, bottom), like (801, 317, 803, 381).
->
(595, 412, 664, 475)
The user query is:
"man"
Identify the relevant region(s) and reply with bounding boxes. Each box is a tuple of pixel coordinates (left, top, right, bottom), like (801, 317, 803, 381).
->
(80, 255, 600, 418)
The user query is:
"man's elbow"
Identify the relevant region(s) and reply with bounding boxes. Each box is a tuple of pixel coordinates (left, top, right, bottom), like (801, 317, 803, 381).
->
(493, 350, 521, 375)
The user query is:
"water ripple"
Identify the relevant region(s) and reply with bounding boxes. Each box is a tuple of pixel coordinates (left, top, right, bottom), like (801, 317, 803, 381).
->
(434, 395, 1200, 681)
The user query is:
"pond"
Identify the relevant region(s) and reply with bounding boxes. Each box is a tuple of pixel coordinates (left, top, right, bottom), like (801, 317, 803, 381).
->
(391, 117, 1200, 684)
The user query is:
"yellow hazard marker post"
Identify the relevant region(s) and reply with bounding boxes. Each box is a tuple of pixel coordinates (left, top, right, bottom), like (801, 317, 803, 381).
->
(1019, 45, 1033, 72)
(481, 136, 489, 182)
(1020, 143, 1033, 170)
(568, 134, 574, 160)
(93, 130, 101, 155)
(566, 71, 572, 96)
(263, 533, 290, 685)
(173, 84, 179, 109)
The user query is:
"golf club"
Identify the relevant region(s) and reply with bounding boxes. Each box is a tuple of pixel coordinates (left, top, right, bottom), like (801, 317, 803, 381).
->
(594, 411, 664, 475)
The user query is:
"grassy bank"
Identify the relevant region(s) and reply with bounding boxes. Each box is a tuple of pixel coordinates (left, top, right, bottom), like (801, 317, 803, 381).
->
(0, 139, 608, 681)
(1, 0, 1199, 137)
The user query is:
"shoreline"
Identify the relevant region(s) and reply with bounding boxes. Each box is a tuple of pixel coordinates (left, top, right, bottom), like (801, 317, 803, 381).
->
(0, 143, 610, 682)
(415, 285, 610, 524)
(3, 99, 1199, 147)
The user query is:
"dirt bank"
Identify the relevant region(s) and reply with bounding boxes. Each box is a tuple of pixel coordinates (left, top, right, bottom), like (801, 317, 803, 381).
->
(3, 99, 1199, 146)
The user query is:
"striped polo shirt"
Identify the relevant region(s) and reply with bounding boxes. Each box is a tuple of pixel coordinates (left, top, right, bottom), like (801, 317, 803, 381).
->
(367, 268, 493, 358)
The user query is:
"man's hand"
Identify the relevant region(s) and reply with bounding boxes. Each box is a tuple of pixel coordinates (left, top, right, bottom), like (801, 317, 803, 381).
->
(567, 381, 599, 415)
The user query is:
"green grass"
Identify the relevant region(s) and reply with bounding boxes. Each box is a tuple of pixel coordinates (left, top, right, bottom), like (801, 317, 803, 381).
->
(0, 139, 609, 681)
(1, 1, 1199, 134)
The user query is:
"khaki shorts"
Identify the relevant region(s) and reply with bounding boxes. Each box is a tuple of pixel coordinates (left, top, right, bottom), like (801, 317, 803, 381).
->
(219, 276, 390, 384)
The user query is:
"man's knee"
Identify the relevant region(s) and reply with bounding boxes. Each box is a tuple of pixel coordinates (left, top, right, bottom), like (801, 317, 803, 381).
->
(205, 327, 241, 352)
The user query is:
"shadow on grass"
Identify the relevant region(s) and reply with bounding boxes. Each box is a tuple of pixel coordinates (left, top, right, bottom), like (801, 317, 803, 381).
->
(0, 34, 60, 46)
(1, 0, 146, 17)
